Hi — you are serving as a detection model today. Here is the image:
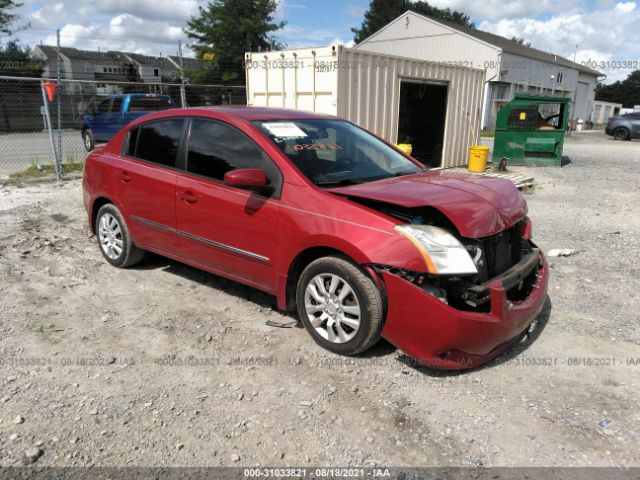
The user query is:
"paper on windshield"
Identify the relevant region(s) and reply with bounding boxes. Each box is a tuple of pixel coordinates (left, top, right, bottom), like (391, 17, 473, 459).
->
(262, 122, 307, 138)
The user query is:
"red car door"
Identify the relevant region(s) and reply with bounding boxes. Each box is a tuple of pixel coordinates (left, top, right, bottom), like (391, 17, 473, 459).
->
(113, 118, 185, 254)
(175, 118, 282, 293)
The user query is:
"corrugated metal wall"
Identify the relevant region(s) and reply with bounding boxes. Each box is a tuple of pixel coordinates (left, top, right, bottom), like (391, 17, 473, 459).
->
(337, 48, 485, 169)
(245, 45, 485, 168)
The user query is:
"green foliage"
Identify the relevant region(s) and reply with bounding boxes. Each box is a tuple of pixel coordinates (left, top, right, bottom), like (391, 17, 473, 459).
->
(510, 36, 532, 48)
(352, 0, 474, 44)
(0, 40, 44, 75)
(8, 162, 84, 183)
(596, 70, 640, 108)
(0, 0, 23, 34)
(185, 0, 285, 84)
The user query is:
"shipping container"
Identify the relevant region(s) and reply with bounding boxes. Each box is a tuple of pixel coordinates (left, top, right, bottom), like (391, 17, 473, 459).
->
(245, 45, 485, 169)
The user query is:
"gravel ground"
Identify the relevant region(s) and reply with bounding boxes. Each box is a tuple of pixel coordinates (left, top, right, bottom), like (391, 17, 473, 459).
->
(0, 132, 638, 468)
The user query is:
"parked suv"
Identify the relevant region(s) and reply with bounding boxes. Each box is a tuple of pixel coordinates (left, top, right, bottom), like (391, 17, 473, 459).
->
(82, 107, 548, 369)
(81, 93, 175, 151)
(605, 112, 640, 140)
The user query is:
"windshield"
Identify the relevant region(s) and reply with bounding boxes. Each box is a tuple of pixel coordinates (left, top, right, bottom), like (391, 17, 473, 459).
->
(253, 119, 423, 186)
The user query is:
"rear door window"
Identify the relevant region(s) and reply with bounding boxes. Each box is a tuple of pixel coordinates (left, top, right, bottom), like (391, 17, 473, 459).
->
(127, 119, 185, 168)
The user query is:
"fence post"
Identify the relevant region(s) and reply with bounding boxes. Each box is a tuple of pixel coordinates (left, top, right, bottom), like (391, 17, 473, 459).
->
(178, 40, 187, 108)
(40, 82, 62, 181)
(56, 29, 63, 174)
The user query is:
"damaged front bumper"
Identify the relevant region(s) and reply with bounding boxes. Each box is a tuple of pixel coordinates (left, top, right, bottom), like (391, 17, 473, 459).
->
(379, 250, 549, 369)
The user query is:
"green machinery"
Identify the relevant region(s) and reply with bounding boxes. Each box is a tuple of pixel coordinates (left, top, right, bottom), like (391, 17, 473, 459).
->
(493, 94, 571, 167)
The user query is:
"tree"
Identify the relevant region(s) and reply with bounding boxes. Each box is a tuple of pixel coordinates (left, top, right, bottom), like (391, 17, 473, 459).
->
(596, 70, 640, 108)
(510, 36, 532, 48)
(0, 0, 23, 35)
(352, 0, 474, 44)
(0, 40, 43, 76)
(185, 0, 285, 84)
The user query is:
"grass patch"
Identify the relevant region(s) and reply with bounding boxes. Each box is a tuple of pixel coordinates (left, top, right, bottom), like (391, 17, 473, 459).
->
(480, 130, 495, 138)
(8, 162, 84, 182)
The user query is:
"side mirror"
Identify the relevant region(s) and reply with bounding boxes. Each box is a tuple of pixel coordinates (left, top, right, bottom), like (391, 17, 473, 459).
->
(224, 168, 269, 190)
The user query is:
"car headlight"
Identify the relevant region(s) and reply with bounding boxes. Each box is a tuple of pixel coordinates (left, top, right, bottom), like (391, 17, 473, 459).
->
(395, 225, 478, 275)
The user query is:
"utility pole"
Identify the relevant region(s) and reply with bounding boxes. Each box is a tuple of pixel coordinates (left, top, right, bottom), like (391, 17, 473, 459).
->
(571, 44, 579, 132)
(178, 40, 187, 108)
(56, 29, 63, 178)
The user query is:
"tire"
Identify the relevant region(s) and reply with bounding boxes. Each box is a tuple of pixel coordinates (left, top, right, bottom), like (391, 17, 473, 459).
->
(613, 127, 630, 141)
(83, 129, 95, 151)
(296, 255, 384, 356)
(95, 204, 144, 268)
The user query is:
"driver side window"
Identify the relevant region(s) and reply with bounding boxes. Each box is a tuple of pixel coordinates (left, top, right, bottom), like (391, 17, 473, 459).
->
(96, 99, 111, 115)
(186, 119, 282, 195)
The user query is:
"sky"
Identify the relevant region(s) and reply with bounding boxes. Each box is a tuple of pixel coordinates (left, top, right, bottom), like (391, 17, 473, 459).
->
(6, 0, 640, 83)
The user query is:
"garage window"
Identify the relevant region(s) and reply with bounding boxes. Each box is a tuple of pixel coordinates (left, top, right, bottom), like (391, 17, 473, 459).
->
(127, 119, 184, 168)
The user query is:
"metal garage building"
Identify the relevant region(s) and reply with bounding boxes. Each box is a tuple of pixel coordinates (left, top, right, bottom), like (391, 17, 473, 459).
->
(353, 11, 604, 129)
(245, 45, 485, 169)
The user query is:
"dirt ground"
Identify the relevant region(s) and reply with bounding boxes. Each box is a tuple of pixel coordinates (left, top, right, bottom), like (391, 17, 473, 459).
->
(0, 132, 638, 468)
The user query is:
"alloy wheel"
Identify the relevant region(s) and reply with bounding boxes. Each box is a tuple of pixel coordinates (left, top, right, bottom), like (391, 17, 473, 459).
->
(304, 273, 361, 344)
(98, 213, 123, 260)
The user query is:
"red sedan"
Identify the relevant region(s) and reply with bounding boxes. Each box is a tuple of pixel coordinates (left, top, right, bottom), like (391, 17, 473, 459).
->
(82, 107, 548, 369)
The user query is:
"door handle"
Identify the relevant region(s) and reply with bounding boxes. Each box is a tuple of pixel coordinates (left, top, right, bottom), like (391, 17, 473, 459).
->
(118, 171, 132, 183)
(178, 190, 198, 204)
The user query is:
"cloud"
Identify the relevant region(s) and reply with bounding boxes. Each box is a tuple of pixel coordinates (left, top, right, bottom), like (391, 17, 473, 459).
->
(420, 0, 576, 21)
(96, 0, 199, 21)
(479, 5, 640, 83)
(346, 4, 366, 17)
(615, 1, 636, 12)
(279, 24, 355, 47)
(20, 0, 193, 57)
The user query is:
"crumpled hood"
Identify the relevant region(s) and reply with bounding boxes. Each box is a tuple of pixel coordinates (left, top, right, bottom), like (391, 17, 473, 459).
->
(326, 170, 527, 238)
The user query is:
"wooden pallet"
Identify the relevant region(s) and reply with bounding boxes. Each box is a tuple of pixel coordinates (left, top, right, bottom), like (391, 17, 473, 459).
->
(451, 167, 535, 191)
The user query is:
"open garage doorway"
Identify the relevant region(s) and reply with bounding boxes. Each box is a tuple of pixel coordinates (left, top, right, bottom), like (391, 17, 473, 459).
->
(397, 80, 448, 168)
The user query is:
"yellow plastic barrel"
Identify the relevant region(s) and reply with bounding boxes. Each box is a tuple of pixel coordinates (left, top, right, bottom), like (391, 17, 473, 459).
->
(468, 145, 489, 173)
(395, 143, 413, 156)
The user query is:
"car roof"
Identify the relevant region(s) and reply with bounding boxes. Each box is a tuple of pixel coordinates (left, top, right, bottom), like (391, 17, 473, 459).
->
(185, 106, 337, 121)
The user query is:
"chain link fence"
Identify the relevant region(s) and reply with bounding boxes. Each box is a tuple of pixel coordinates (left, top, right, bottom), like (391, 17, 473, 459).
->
(0, 76, 246, 176)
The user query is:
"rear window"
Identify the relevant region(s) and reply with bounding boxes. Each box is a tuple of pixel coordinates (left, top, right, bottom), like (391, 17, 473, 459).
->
(128, 96, 174, 112)
(126, 119, 184, 168)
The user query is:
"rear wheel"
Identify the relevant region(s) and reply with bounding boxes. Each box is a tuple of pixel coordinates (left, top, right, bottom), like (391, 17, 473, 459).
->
(296, 255, 384, 356)
(95, 204, 144, 268)
(83, 129, 95, 151)
(613, 127, 630, 141)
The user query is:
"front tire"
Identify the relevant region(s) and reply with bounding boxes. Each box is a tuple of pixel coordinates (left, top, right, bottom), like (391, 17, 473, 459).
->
(95, 204, 144, 268)
(613, 127, 630, 141)
(296, 255, 384, 356)
(83, 129, 95, 151)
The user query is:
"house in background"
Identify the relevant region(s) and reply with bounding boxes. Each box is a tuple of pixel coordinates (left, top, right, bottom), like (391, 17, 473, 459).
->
(353, 11, 604, 129)
(32, 46, 200, 94)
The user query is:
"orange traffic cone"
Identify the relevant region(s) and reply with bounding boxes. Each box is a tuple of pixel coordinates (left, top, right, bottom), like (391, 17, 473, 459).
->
(42, 82, 57, 101)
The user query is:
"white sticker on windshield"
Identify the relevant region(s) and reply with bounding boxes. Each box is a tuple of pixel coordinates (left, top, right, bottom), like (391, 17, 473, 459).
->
(262, 122, 307, 138)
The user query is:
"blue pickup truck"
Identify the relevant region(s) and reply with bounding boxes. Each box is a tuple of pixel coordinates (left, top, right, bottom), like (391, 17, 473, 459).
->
(81, 94, 176, 151)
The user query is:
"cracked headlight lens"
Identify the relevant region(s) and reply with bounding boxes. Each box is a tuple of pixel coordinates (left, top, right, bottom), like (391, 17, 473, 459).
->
(395, 225, 478, 275)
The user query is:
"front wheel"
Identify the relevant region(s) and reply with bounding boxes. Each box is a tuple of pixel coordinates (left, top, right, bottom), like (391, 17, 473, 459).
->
(83, 129, 95, 151)
(613, 127, 630, 141)
(296, 255, 384, 356)
(95, 204, 144, 268)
